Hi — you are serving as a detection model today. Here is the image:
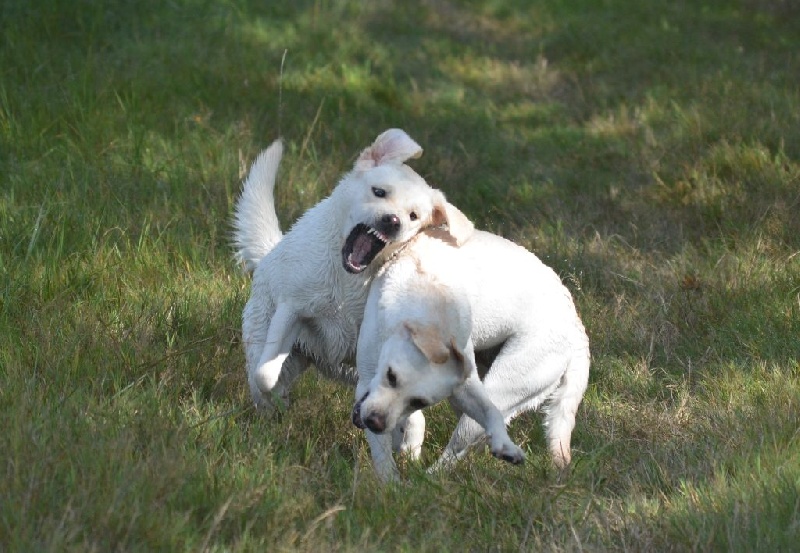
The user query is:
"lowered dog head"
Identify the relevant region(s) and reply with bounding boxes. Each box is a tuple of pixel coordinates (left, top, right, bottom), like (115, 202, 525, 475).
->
(353, 321, 474, 434)
(340, 129, 474, 274)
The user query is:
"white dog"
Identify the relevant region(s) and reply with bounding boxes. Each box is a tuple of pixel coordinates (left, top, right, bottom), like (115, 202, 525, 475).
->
(233, 129, 471, 409)
(352, 227, 527, 481)
(352, 221, 590, 477)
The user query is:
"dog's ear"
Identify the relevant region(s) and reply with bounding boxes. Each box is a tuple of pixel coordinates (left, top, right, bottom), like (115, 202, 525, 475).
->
(449, 338, 476, 380)
(404, 322, 450, 365)
(431, 195, 475, 246)
(355, 129, 423, 170)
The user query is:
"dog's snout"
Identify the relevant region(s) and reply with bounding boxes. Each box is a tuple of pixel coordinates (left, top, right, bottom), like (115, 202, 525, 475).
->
(378, 214, 401, 236)
(364, 412, 387, 434)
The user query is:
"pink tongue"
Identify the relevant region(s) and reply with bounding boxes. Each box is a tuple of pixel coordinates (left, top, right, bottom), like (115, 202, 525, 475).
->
(351, 234, 373, 265)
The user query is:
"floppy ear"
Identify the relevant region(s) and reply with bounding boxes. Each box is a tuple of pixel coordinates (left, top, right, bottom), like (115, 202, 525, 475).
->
(430, 196, 475, 246)
(404, 322, 450, 365)
(449, 338, 476, 380)
(355, 128, 423, 170)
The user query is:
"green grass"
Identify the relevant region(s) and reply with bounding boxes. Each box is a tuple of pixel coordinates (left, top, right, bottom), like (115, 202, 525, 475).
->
(2, 0, 799, 550)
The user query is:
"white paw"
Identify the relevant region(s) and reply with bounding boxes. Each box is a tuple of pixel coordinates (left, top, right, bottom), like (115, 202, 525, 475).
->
(252, 363, 282, 393)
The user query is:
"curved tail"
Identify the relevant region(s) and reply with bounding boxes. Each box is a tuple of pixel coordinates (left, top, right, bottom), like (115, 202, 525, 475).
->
(232, 140, 284, 272)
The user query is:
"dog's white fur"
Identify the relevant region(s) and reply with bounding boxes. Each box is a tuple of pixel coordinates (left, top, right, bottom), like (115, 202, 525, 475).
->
(353, 228, 527, 481)
(233, 129, 466, 408)
(355, 223, 591, 477)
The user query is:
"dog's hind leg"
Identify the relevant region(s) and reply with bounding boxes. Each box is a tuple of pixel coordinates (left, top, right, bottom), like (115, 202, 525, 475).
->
(542, 348, 590, 469)
(249, 302, 301, 397)
(428, 408, 485, 473)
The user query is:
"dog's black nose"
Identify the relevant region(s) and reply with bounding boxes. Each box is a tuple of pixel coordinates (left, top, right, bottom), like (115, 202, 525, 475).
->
(364, 412, 386, 434)
(352, 392, 369, 429)
(352, 401, 366, 429)
(378, 214, 401, 236)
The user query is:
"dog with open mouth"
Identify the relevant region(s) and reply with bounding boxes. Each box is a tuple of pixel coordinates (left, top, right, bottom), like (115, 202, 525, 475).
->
(233, 129, 470, 409)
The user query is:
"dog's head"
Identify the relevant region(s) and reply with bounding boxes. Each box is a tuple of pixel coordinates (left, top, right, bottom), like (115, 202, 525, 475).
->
(340, 129, 474, 274)
(352, 321, 475, 434)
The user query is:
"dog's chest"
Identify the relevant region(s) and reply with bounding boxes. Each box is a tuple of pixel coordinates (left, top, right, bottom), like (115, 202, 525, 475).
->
(300, 287, 367, 367)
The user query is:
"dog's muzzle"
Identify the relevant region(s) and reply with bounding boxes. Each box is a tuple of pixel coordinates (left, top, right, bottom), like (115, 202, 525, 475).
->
(352, 392, 389, 433)
(363, 412, 387, 434)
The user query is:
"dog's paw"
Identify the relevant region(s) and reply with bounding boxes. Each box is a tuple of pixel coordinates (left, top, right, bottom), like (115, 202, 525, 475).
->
(490, 441, 525, 465)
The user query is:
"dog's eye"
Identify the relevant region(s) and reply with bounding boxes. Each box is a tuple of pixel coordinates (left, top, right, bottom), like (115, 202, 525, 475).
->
(409, 212, 418, 221)
(372, 187, 386, 198)
(409, 397, 428, 410)
(386, 368, 397, 388)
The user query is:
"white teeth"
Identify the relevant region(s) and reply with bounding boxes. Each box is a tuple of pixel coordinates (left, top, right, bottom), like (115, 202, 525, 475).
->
(367, 227, 388, 243)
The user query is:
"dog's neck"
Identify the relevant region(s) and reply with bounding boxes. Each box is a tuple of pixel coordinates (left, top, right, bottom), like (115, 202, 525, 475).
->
(375, 232, 423, 278)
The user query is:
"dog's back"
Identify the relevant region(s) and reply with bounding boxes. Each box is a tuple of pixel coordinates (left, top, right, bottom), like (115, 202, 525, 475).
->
(374, 230, 468, 325)
(457, 230, 588, 350)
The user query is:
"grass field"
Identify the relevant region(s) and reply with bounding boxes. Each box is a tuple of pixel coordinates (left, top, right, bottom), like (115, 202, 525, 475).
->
(2, 0, 799, 550)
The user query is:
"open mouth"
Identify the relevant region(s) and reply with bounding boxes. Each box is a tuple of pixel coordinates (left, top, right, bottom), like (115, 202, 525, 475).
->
(342, 224, 389, 274)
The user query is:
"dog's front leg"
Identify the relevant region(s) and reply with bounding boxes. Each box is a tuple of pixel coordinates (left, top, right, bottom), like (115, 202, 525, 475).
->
(450, 377, 525, 465)
(251, 302, 300, 398)
(253, 350, 310, 412)
(365, 430, 400, 482)
(392, 410, 425, 459)
(355, 381, 401, 482)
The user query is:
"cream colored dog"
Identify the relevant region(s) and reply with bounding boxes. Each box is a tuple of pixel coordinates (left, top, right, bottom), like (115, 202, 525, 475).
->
(233, 129, 470, 409)
(352, 227, 527, 482)
(352, 220, 591, 479)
